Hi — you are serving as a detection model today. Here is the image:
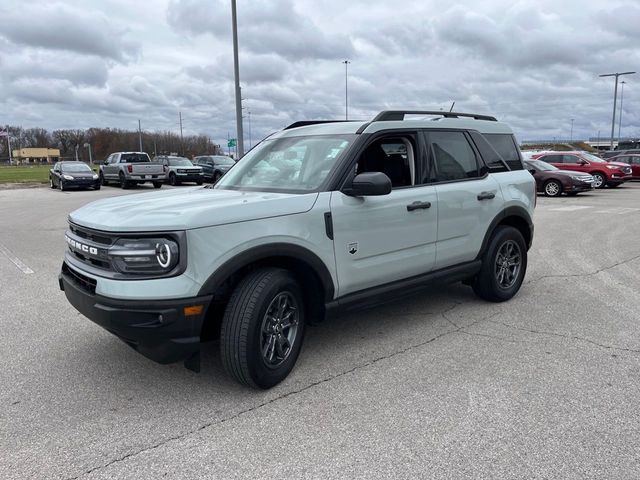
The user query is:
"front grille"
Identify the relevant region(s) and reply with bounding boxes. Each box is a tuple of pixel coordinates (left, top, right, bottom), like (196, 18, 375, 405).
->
(62, 262, 97, 294)
(69, 224, 112, 246)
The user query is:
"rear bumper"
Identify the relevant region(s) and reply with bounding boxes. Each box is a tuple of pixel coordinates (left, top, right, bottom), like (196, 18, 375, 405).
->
(129, 174, 165, 181)
(59, 263, 211, 364)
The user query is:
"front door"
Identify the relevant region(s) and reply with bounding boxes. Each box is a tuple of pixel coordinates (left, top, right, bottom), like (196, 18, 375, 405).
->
(330, 133, 438, 297)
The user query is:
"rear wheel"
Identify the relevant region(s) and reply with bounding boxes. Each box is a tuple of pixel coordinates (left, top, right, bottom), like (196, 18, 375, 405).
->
(472, 226, 527, 302)
(220, 268, 305, 389)
(591, 172, 606, 189)
(543, 180, 562, 197)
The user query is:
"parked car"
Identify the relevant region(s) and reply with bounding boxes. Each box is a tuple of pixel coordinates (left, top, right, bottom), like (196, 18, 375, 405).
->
(608, 154, 640, 180)
(193, 155, 235, 182)
(99, 152, 165, 189)
(524, 159, 594, 196)
(155, 156, 204, 185)
(601, 149, 640, 159)
(49, 161, 100, 191)
(59, 109, 535, 389)
(533, 151, 632, 188)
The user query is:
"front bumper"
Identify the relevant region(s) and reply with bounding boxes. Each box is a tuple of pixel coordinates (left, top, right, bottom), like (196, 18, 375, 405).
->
(176, 172, 204, 182)
(567, 182, 593, 192)
(64, 179, 101, 189)
(59, 262, 212, 365)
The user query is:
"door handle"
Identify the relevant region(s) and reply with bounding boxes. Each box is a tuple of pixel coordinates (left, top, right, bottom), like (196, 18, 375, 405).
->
(477, 191, 496, 201)
(406, 201, 432, 211)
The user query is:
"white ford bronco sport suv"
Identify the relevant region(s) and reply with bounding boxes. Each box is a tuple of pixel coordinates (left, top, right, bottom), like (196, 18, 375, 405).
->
(59, 110, 535, 389)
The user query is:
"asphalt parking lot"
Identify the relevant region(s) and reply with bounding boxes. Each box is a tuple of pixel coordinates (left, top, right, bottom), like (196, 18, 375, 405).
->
(1, 183, 640, 479)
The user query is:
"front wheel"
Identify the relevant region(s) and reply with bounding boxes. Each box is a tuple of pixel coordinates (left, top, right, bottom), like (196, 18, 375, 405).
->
(220, 268, 306, 389)
(49, 177, 55, 189)
(472, 226, 527, 302)
(153, 182, 162, 189)
(169, 173, 179, 186)
(592, 172, 606, 189)
(100, 172, 108, 186)
(543, 180, 562, 197)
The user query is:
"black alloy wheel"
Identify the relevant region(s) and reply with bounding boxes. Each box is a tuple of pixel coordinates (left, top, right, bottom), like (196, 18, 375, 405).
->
(472, 225, 527, 302)
(220, 268, 306, 389)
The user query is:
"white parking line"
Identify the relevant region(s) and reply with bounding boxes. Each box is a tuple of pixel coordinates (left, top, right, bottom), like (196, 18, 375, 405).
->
(547, 206, 594, 212)
(0, 243, 34, 274)
(593, 208, 640, 215)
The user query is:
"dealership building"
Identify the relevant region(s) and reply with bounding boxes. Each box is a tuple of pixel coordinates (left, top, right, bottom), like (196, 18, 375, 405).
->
(11, 148, 61, 164)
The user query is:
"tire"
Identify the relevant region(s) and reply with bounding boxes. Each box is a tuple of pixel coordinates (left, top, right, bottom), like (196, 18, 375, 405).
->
(543, 180, 562, 197)
(472, 225, 527, 302)
(153, 182, 163, 189)
(94, 184, 101, 190)
(196, 180, 203, 185)
(591, 172, 606, 189)
(213, 171, 221, 183)
(100, 172, 108, 186)
(49, 177, 55, 189)
(221, 268, 306, 389)
(59, 180, 65, 191)
(608, 183, 621, 188)
(119, 172, 129, 189)
(169, 173, 179, 186)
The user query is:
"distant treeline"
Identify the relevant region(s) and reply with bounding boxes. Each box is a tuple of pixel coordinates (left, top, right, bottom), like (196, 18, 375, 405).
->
(0, 126, 224, 162)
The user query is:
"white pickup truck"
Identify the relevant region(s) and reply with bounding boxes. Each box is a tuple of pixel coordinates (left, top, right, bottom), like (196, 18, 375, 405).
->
(99, 151, 166, 189)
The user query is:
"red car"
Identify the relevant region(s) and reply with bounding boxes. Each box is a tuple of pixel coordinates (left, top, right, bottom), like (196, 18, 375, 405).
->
(532, 151, 632, 189)
(608, 154, 640, 180)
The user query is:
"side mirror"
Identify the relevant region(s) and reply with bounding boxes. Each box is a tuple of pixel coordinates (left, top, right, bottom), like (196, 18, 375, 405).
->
(528, 169, 537, 176)
(103, 160, 109, 165)
(344, 172, 392, 196)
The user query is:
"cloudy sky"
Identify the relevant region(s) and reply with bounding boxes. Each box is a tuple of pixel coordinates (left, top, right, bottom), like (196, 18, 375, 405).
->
(1, 0, 639, 148)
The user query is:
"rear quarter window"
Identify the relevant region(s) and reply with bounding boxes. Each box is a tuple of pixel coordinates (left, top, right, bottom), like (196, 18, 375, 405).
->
(484, 134, 524, 171)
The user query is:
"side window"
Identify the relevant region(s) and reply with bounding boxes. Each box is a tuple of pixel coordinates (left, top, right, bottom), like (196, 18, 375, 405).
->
(429, 131, 479, 181)
(356, 136, 416, 188)
(469, 131, 508, 172)
(563, 155, 580, 163)
(483, 134, 524, 170)
(543, 155, 563, 164)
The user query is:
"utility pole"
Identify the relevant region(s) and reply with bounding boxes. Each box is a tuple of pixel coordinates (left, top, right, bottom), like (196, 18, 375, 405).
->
(618, 81, 626, 143)
(343, 60, 350, 120)
(570, 118, 574, 142)
(231, 0, 244, 158)
(599, 71, 635, 149)
(74, 144, 79, 161)
(179, 111, 184, 155)
(84, 142, 93, 164)
(5, 127, 13, 165)
(138, 119, 143, 152)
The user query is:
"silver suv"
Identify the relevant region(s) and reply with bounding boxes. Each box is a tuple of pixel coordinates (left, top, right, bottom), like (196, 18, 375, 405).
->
(59, 110, 535, 389)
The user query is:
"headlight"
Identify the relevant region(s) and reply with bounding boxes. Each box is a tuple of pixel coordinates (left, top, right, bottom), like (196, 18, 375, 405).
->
(606, 165, 618, 170)
(108, 237, 179, 275)
(92, 174, 99, 180)
(177, 169, 186, 173)
(63, 174, 74, 180)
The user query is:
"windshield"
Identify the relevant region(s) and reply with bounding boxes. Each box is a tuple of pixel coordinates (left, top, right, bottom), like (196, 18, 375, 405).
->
(216, 135, 355, 192)
(61, 163, 92, 173)
(526, 160, 557, 171)
(168, 158, 193, 166)
(581, 153, 605, 163)
(213, 156, 235, 166)
(121, 153, 150, 163)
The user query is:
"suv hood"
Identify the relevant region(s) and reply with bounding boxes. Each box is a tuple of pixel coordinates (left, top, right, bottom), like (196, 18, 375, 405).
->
(69, 187, 319, 232)
(553, 170, 591, 177)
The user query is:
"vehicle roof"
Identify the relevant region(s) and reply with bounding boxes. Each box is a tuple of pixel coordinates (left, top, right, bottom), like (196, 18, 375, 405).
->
(271, 116, 514, 139)
(114, 151, 148, 154)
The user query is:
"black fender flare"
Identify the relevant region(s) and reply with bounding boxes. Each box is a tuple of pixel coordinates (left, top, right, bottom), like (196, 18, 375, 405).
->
(197, 243, 336, 302)
(476, 206, 534, 260)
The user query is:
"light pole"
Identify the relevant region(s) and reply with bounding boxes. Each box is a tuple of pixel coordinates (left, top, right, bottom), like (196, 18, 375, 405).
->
(342, 60, 350, 120)
(570, 118, 574, 142)
(618, 80, 626, 143)
(231, 0, 244, 158)
(83, 142, 93, 164)
(600, 71, 635, 149)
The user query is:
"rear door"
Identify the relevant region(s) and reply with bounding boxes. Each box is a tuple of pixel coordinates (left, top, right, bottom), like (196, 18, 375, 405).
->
(330, 132, 438, 296)
(426, 130, 504, 269)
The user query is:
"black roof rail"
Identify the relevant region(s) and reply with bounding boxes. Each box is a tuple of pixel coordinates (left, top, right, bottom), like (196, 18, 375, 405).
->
(372, 110, 497, 122)
(284, 120, 358, 130)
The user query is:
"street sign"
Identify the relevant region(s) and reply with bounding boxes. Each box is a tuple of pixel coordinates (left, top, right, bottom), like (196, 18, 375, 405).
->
(228, 138, 237, 148)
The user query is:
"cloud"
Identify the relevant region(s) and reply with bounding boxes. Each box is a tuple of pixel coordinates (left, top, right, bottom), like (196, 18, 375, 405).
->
(0, 2, 140, 62)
